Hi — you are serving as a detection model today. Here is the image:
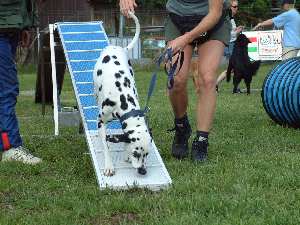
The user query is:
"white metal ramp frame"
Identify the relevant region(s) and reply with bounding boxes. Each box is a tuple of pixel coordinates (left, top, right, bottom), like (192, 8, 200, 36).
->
(49, 21, 172, 190)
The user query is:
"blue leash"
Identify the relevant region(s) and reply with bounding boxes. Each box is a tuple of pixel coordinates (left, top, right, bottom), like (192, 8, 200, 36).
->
(145, 47, 184, 110)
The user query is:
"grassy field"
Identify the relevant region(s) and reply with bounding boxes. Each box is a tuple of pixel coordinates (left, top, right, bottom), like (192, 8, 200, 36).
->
(0, 63, 299, 225)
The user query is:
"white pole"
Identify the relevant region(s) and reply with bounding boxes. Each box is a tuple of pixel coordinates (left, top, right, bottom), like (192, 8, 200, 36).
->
(49, 24, 59, 136)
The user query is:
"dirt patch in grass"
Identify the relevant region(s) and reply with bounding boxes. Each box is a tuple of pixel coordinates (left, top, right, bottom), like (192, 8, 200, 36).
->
(89, 212, 140, 225)
(0, 191, 15, 211)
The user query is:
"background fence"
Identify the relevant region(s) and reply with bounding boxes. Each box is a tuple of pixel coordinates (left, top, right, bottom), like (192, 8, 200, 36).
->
(18, 5, 296, 64)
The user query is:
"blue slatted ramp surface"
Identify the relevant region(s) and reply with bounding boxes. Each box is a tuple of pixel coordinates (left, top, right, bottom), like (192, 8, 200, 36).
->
(57, 22, 121, 132)
(56, 22, 171, 190)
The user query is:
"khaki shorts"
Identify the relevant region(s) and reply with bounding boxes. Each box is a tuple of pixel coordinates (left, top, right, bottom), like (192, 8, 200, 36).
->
(165, 14, 231, 47)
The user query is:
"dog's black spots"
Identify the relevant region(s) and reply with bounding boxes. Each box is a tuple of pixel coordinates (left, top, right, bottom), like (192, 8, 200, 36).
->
(136, 125, 140, 127)
(98, 120, 103, 128)
(138, 167, 147, 175)
(102, 55, 110, 63)
(120, 94, 128, 110)
(130, 69, 134, 76)
(102, 112, 104, 115)
(106, 135, 120, 143)
(99, 85, 102, 92)
(115, 72, 121, 79)
(98, 113, 101, 118)
(114, 61, 120, 65)
(118, 87, 122, 92)
(145, 130, 148, 132)
(131, 138, 136, 142)
(119, 70, 125, 74)
(122, 122, 127, 129)
(127, 94, 136, 106)
(123, 77, 131, 88)
(112, 55, 117, 59)
(133, 151, 141, 159)
(115, 81, 121, 87)
(140, 147, 144, 150)
(128, 130, 134, 134)
(128, 60, 132, 67)
(137, 138, 140, 141)
(97, 69, 102, 76)
(102, 98, 116, 108)
(111, 113, 120, 119)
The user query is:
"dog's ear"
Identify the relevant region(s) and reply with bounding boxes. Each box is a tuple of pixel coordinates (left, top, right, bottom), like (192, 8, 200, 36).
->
(237, 34, 250, 47)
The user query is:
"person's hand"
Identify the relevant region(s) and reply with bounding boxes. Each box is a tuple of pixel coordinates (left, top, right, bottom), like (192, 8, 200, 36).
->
(253, 23, 262, 31)
(20, 30, 32, 48)
(167, 34, 189, 54)
(120, 0, 137, 18)
(236, 25, 244, 34)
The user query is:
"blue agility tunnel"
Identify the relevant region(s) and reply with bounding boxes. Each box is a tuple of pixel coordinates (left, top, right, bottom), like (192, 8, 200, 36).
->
(262, 57, 300, 128)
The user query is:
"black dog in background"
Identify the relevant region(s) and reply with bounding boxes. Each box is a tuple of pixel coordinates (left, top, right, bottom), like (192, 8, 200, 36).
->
(226, 33, 261, 94)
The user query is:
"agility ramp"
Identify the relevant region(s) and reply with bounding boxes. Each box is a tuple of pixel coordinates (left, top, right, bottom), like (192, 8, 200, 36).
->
(49, 21, 172, 190)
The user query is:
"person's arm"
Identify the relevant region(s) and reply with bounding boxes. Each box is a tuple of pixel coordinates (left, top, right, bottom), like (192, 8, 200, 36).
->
(167, 0, 223, 52)
(253, 19, 274, 30)
(119, 0, 137, 18)
(235, 25, 244, 34)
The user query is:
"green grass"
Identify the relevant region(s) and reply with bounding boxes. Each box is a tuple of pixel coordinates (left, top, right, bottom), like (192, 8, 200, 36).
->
(0, 63, 299, 225)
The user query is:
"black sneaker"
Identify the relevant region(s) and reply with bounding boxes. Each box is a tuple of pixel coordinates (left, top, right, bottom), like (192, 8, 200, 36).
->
(191, 137, 208, 162)
(171, 124, 192, 159)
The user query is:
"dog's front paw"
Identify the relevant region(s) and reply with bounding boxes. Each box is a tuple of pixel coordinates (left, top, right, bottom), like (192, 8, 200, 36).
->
(104, 167, 115, 176)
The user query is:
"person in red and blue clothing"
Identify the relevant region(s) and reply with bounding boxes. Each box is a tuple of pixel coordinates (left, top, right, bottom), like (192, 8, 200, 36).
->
(0, 0, 43, 164)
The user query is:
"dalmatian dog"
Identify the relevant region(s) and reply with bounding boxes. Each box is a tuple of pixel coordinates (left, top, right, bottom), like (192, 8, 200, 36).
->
(93, 12, 152, 177)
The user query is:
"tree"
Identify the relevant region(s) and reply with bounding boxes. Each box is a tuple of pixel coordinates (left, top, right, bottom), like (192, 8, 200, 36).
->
(237, 0, 272, 27)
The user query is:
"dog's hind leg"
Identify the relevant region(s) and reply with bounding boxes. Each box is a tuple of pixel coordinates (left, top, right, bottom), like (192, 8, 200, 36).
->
(98, 121, 115, 176)
(226, 59, 233, 82)
(232, 76, 242, 94)
(244, 78, 252, 95)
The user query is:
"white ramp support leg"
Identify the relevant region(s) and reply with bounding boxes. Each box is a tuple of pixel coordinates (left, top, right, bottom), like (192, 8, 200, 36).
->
(49, 24, 59, 136)
(50, 21, 172, 190)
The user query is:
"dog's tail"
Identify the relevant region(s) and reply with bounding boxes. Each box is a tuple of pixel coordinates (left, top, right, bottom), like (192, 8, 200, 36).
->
(126, 12, 140, 51)
(251, 60, 261, 76)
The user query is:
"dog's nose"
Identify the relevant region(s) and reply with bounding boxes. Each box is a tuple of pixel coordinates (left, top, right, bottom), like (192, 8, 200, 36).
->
(137, 167, 147, 175)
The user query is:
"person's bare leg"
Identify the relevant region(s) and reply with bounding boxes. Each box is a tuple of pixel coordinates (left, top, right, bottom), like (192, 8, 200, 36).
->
(191, 40, 224, 161)
(168, 44, 193, 159)
(196, 40, 224, 131)
(216, 70, 227, 85)
(168, 45, 193, 118)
